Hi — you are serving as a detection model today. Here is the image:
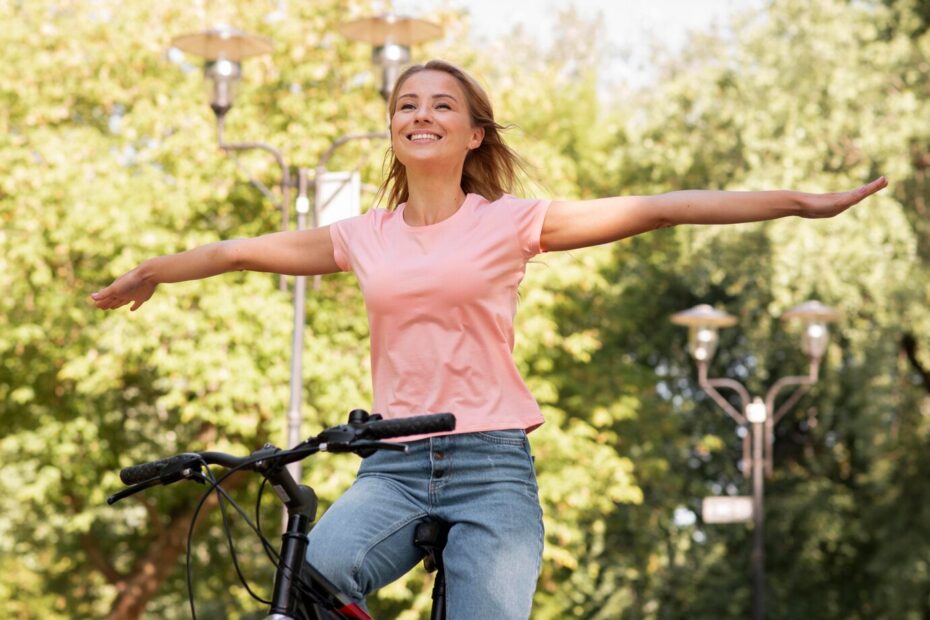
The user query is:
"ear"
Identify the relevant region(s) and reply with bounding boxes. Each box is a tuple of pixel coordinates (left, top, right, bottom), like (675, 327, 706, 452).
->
(468, 126, 485, 150)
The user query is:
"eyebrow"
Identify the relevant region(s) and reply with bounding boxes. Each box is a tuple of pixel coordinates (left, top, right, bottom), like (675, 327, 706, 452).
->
(397, 93, 458, 102)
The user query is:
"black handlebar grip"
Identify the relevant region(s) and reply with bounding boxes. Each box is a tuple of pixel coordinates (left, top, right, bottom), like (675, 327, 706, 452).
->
(363, 413, 456, 440)
(120, 453, 199, 485)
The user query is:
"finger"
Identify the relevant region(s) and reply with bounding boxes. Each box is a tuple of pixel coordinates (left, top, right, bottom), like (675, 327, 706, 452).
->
(130, 300, 142, 311)
(92, 293, 115, 308)
(91, 284, 116, 299)
(858, 176, 887, 197)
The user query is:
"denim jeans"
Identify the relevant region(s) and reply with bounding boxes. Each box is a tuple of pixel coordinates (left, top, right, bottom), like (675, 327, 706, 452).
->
(305, 429, 544, 619)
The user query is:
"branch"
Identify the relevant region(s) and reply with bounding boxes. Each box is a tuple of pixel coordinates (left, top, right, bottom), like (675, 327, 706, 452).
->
(901, 332, 930, 393)
(138, 496, 163, 536)
(82, 533, 124, 585)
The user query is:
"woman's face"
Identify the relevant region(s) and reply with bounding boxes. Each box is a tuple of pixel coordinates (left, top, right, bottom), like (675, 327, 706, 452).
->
(390, 70, 484, 172)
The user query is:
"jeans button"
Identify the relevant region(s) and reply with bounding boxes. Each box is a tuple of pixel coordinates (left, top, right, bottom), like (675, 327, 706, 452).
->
(434, 451, 445, 460)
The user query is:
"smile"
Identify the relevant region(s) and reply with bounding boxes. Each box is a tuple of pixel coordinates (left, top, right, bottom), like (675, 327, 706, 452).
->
(407, 132, 442, 142)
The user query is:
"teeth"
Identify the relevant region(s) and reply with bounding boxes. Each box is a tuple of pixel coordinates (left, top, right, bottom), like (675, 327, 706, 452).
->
(409, 133, 439, 141)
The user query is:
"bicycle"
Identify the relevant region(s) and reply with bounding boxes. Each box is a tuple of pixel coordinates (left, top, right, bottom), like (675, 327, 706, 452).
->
(107, 410, 457, 620)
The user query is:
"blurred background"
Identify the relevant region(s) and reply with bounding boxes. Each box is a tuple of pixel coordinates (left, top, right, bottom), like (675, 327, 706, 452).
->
(1, 0, 928, 618)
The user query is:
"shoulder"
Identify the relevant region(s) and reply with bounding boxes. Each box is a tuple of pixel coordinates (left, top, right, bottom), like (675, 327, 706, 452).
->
(476, 193, 551, 216)
(477, 194, 552, 257)
(332, 206, 394, 231)
(487, 193, 541, 206)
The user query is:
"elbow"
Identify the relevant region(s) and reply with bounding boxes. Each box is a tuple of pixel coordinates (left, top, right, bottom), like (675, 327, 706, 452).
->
(653, 214, 678, 231)
(641, 196, 678, 231)
(218, 240, 247, 272)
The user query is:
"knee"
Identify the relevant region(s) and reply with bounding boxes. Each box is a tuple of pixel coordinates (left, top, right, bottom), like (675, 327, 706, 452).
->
(305, 530, 363, 600)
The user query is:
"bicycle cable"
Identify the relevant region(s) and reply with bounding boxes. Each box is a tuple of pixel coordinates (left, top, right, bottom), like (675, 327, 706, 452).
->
(183, 454, 282, 619)
(212, 468, 273, 606)
(254, 476, 282, 566)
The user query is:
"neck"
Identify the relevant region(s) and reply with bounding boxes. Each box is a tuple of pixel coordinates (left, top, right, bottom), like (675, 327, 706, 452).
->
(403, 171, 467, 226)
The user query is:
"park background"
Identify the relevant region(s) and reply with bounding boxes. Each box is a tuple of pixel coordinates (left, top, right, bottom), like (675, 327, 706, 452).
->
(2, 0, 929, 617)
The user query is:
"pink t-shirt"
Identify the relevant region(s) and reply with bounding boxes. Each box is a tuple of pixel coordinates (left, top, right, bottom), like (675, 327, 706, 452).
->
(329, 192, 551, 435)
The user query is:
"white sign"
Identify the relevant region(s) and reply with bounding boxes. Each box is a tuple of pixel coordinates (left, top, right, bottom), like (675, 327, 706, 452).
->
(702, 496, 753, 524)
(316, 171, 361, 227)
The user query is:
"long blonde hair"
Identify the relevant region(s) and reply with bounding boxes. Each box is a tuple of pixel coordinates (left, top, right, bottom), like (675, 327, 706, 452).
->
(378, 60, 527, 209)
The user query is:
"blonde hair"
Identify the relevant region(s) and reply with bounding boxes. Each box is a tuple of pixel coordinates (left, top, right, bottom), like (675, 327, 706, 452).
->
(378, 60, 527, 209)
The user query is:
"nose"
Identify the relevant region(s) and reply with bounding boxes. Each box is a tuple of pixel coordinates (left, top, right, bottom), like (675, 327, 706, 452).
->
(413, 104, 432, 122)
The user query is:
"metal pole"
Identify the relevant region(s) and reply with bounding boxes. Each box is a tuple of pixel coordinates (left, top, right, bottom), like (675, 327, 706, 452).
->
(286, 168, 310, 482)
(751, 418, 766, 620)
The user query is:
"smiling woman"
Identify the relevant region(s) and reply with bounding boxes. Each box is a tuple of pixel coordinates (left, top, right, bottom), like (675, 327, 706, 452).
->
(378, 59, 528, 226)
(91, 57, 886, 619)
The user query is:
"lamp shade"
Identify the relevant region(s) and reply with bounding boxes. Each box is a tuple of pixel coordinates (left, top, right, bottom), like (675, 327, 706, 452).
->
(780, 300, 840, 323)
(338, 14, 442, 46)
(670, 304, 738, 328)
(171, 27, 272, 61)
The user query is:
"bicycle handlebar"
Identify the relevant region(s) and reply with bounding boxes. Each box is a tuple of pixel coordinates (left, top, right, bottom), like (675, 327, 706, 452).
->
(360, 413, 455, 440)
(117, 412, 456, 488)
(119, 451, 257, 486)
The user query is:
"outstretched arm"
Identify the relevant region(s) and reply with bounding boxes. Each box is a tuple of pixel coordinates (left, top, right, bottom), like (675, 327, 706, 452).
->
(540, 176, 888, 252)
(91, 226, 340, 311)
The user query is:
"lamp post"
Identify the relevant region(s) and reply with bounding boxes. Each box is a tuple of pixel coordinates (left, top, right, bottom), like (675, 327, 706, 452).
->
(671, 301, 839, 620)
(169, 14, 442, 483)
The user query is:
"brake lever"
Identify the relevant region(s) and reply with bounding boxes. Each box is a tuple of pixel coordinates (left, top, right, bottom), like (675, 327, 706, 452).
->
(318, 439, 408, 456)
(106, 478, 162, 505)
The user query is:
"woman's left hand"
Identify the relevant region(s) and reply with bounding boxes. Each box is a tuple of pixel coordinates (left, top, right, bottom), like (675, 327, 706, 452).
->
(800, 176, 888, 219)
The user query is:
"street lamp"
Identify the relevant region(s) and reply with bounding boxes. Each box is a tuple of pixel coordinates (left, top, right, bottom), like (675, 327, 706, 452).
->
(172, 26, 272, 117)
(339, 14, 443, 101)
(671, 300, 839, 620)
(168, 14, 442, 485)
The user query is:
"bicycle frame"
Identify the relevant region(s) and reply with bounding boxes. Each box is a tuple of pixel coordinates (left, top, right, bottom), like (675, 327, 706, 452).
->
(260, 457, 371, 620)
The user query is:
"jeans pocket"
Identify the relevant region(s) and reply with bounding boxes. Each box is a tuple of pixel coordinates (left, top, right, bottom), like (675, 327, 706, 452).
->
(473, 429, 527, 447)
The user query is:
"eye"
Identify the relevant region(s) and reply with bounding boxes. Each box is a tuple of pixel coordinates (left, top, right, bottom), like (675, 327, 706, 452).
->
(399, 103, 416, 111)
(436, 103, 451, 110)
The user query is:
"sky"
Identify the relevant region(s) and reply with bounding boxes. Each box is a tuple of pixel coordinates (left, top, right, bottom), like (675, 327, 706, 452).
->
(391, 0, 761, 86)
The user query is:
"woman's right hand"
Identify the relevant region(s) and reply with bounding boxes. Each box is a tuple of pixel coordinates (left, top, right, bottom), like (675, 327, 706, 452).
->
(90, 266, 157, 311)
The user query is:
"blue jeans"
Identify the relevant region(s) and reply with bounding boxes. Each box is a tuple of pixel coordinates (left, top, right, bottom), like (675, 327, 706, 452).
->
(305, 429, 544, 619)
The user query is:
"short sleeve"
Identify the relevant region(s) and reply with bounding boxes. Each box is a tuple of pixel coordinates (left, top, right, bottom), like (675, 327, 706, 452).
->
(501, 195, 552, 259)
(328, 213, 369, 272)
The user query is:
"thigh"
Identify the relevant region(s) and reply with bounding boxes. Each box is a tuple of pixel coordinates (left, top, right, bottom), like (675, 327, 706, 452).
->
(305, 473, 428, 602)
(438, 431, 545, 619)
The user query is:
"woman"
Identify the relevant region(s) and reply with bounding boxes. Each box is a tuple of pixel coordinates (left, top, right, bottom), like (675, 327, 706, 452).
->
(92, 60, 887, 617)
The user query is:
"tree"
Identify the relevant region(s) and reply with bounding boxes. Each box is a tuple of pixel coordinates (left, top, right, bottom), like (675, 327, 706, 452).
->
(517, 0, 930, 617)
(0, 2, 642, 617)
(0, 1, 383, 616)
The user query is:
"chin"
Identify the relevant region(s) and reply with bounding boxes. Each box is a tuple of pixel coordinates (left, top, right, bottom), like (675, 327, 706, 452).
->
(398, 152, 457, 169)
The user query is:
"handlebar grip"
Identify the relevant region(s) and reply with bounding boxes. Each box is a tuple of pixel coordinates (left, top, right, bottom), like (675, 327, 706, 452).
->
(363, 413, 456, 440)
(120, 453, 199, 485)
